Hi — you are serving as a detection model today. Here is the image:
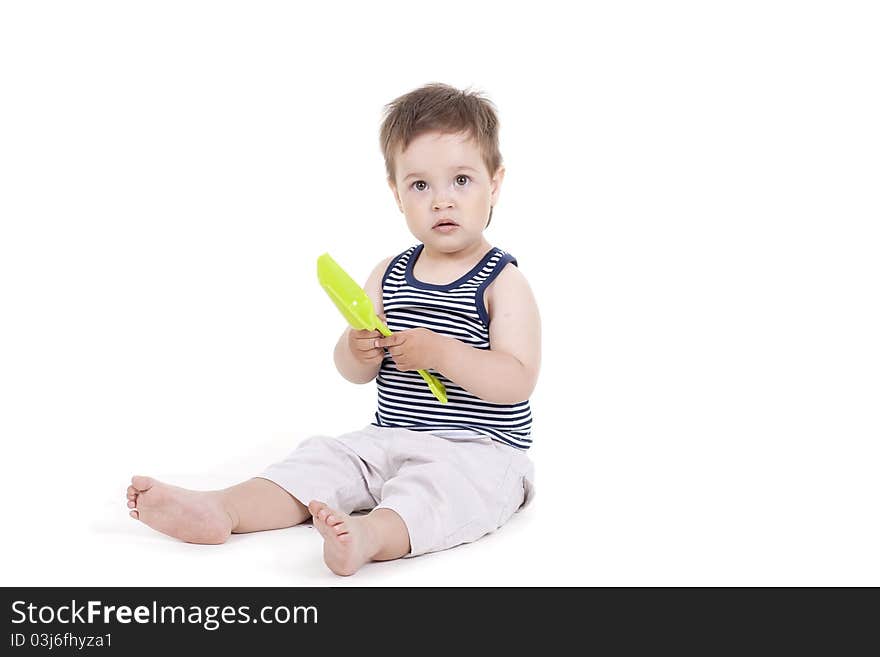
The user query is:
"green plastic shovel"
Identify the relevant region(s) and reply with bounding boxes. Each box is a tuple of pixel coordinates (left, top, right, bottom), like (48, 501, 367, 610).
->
(317, 253, 448, 404)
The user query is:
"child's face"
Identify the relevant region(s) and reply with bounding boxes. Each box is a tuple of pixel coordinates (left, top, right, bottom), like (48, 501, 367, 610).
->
(389, 131, 504, 253)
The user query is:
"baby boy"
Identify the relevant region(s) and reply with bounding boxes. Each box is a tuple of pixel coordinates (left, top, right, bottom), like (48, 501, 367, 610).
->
(127, 82, 541, 576)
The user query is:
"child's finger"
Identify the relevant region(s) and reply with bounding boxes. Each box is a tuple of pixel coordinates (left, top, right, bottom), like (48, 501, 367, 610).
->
(355, 339, 382, 353)
(375, 334, 404, 349)
(356, 350, 383, 365)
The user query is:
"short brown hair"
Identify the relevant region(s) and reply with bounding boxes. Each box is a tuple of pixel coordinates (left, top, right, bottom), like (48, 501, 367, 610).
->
(379, 82, 503, 184)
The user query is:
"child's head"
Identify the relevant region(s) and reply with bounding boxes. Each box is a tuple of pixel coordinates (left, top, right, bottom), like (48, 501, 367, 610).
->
(380, 83, 505, 252)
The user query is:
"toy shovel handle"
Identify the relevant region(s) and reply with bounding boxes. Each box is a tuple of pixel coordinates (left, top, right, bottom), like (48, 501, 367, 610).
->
(418, 369, 448, 404)
(375, 321, 447, 404)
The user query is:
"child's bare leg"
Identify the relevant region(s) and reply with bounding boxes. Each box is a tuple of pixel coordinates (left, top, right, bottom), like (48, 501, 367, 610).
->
(308, 501, 410, 576)
(127, 475, 309, 544)
(224, 477, 310, 533)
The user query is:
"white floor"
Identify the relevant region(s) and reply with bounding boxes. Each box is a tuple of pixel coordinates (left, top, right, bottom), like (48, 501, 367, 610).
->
(5, 424, 880, 588)
(19, 452, 551, 588)
(85, 480, 545, 588)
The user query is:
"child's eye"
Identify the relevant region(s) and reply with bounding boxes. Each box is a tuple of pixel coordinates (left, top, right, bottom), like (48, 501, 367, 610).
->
(412, 180, 428, 191)
(455, 175, 470, 186)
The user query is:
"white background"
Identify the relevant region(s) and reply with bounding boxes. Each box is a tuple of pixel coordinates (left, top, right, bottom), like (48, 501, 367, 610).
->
(1, 1, 877, 586)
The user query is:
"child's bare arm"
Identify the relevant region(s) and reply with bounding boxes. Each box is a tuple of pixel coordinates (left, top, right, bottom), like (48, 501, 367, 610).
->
(376, 265, 541, 404)
(333, 256, 392, 384)
(440, 264, 540, 403)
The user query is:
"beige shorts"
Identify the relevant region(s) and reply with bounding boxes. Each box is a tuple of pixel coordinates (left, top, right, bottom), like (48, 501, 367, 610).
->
(257, 424, 535, 557)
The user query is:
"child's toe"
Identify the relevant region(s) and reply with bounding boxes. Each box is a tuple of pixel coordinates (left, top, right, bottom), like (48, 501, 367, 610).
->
(131, 475, 154, 491)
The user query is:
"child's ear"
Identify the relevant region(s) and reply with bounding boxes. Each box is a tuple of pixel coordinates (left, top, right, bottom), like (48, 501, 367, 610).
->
(387, 177, 404, 212)
(490, 166, 506, 205)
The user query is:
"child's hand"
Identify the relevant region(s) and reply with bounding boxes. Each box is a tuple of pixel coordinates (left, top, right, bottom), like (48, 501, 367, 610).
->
(347, 328, 386, 365)
(375, 328, 447, 372)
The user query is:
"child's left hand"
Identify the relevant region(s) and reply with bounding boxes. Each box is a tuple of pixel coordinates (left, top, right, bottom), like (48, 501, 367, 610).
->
(374, 328, 447, 372)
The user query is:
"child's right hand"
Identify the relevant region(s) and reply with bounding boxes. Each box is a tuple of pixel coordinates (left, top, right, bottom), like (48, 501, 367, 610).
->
(347, 328, 386, 365)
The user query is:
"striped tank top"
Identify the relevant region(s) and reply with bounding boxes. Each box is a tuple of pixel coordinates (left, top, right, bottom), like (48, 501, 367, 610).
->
(372, 244, 533, 450)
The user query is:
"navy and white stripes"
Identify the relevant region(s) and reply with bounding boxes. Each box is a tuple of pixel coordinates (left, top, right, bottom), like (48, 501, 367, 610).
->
(372, 244, 533, 450)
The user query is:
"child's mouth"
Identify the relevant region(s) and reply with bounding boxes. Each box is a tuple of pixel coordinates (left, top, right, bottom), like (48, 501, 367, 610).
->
(432, 219, 459, 233)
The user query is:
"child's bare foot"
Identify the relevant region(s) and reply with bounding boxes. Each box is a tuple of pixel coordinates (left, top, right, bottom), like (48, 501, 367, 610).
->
(308, 501, 377, 576)
(126, 475, 235, 545)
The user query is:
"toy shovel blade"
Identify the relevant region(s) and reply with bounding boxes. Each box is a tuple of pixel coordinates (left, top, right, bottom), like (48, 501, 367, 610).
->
(317, 253, 447, 404)
(317, 253, 385, 332)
